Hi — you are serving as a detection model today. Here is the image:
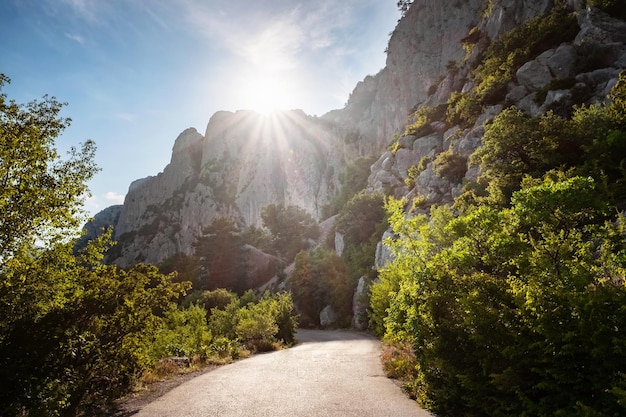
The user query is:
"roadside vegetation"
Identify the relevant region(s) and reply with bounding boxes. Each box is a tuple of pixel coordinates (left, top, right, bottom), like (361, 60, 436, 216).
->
(373, 72, 626, 416)
(0, 75, 298, 417)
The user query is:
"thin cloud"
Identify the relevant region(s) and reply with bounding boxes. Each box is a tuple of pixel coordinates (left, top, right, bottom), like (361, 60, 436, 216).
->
(114, 112, 136, 122)
(105, 191, 125, 204)
(181, 0, 363, 71)
(64, 32, 85, 45)
(58, 0, 101, 22)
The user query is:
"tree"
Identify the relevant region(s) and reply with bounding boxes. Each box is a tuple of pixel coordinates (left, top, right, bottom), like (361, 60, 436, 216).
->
(291, 251, 319, 326)
(193, 216, 247, 292)
(397, 0, 413, 16)
(0, 233, 189, 416)
(376, 176, 626, 416)
(0, 74, 98, 258)
(261, 204, 319, 262)
(0, 76, 189, 415)
(291, 248, 352, 327)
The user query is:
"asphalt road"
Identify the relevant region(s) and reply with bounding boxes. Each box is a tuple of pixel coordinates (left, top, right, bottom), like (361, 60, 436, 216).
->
(133, 329, 433, 417)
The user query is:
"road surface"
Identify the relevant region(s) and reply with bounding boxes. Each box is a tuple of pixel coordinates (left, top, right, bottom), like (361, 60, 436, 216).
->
(132, 329, 432, 417)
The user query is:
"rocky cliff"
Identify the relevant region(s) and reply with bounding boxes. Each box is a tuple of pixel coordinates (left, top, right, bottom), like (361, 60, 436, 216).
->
(367, 1, 626, 209)
(108, 110, 344, 266)
(87, 0, 626, 272)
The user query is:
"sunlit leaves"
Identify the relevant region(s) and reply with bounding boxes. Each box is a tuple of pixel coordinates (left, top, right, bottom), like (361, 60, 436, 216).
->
(375, 175, 626, 416)
(0, 75, 98, 258)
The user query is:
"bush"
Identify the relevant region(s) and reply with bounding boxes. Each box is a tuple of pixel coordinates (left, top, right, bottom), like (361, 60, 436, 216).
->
(432, 150, 467, 182)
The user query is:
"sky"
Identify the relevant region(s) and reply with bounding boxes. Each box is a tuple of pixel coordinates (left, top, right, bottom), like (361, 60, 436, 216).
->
(0, 0, 400, 217)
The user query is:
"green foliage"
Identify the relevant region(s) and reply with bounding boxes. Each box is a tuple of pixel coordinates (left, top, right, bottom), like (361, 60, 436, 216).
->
(236, 301, 279, 352)
(158, 252, 199, 285)
(193, 216, 247, 292)
(0, 76, 299, 416)
(291, 248, 352, 327)
(335, 191, 387, 283)
(475, 6, 578, 84)
(376, 178, 626, 416)
(0, 77, 190, 415)
(240, 224, 273, 253)
(261, 204, 320, 262)
(152, 304, 213, 358)
(322, 156, 377, 218)
(374, 74, 626, 417)
(235, 292, 297, 350)
(445, 91, 482, 127)
(404, 105, 446, 137)
(0, 235, 189, 416)
(336, 192, 386, 248)
(469, 74, 626, 208)
(183, 288, 239, 311)
(0, 74, 98, 258)
(432, 150, 467, 182)
(471, 107, 581, 205)
(206, 291, 297, 352)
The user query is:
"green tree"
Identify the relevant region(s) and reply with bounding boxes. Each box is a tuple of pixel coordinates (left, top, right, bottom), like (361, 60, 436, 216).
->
(152, 304, 213, 358)
(0, 74, 98, 258)
(261, 204, 319, 262)
(0, 234, 188, 416)
(0, 76, 188, 416)
(376, 176, 626, 416)
(291, 248, 352, 327)
(193, 216, 247, 292)
(291, 251, 320, 326)
(470, 107, 578, 205)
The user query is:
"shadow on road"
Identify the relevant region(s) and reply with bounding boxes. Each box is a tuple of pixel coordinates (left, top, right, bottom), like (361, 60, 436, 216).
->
(295, 328, 377, 344)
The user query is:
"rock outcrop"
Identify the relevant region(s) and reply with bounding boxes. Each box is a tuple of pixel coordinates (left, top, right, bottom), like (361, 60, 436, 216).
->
(367, 3, 626, 210)
(108, 110, 344, 267)
(87, 0, 626, 285)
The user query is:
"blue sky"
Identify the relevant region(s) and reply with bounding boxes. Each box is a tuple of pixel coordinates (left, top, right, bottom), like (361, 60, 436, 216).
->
(0, 0, 399, 216)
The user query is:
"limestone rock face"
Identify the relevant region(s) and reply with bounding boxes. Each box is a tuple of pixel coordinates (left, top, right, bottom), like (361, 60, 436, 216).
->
(88, 0, 626, 282)
(76, 205, 123, 251)
(365, 3, 626, 271)
(320, 305, 338, 328)
(108, 111, 343, 267)
(366, 0, 626, 216)
(322, 0, 486, 156)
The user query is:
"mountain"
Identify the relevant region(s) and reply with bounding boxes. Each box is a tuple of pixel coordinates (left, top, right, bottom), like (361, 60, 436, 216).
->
(86, 0, 626, 280)
(106, 110, 346, 267)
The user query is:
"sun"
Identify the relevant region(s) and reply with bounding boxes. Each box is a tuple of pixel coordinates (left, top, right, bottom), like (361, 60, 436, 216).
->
(240, 72, 298, 115)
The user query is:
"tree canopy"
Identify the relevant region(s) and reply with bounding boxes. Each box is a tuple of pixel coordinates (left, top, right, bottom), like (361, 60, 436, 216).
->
(0, 76, 190, 415)
(261, 203, 319, 262)
(0, 74, 98, 258)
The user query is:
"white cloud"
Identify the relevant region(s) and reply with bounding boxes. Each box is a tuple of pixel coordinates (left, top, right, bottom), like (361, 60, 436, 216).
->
(105, 191, 125, 204)
(84, 194, 102, 214)
(82, 191, 124, 217)
(114, 112, 136, 122)
(180, 0, 362, 71)
(64, 32, 85, 45)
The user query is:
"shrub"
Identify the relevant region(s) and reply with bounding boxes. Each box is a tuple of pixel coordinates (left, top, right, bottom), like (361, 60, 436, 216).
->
(432, 150, 467, 182)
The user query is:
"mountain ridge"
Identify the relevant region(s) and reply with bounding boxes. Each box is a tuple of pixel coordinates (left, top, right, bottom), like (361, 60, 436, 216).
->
(84, 0, 626, 279)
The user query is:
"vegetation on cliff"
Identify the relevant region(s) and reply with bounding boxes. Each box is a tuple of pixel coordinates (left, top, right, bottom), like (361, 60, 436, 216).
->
(373, 70, 626, 416)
